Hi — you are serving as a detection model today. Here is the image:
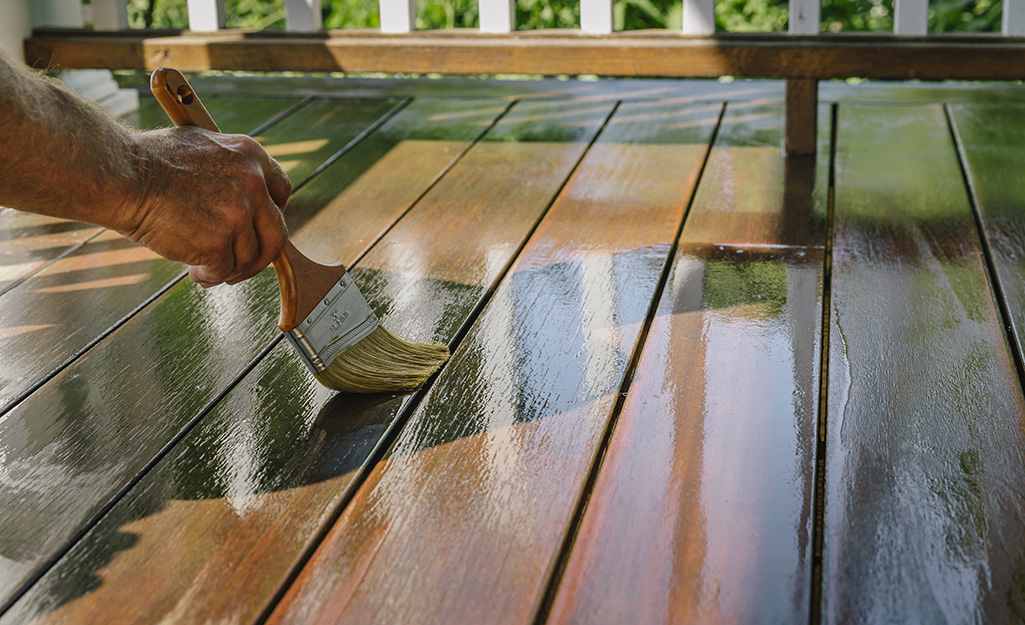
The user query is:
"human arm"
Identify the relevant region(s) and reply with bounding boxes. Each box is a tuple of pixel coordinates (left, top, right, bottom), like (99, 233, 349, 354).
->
(0, 54, 290, 286)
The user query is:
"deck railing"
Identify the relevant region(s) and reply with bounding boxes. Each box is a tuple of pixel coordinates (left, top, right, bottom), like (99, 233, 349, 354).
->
(72, 0, 1025, 35)
(19, 0, 1025, 155)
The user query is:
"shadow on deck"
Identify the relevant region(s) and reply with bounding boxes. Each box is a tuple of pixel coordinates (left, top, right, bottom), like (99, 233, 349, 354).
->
(1, 76, 1025, 625)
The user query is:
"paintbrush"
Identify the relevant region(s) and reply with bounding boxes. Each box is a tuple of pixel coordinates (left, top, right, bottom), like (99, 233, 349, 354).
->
(151, 67, 449, 393)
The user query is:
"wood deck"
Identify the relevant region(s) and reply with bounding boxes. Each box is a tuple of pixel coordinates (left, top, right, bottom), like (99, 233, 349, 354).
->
(1, 76, 1025, 624)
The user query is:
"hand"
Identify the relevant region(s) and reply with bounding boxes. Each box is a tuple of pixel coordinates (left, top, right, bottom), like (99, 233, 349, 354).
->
(118, 125, 291, 287)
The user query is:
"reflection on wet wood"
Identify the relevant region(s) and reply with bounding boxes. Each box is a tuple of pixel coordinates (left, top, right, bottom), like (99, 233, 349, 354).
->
(266, 100, 718, 625)
(0, 98, 406, 610)
(548, 102, 829, 625)
(0, 99, 610, 625)
(0, 230, 177, 408)
(285, 98, 510, 264)
(0, 212, 99, 296)
(824, 104, 1025, 624)
(948, 104, 1025, 369)
(252, 98, 401, 184)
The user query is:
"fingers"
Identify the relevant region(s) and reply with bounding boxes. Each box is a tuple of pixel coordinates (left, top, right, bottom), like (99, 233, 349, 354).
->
(226, 193, 287, 285)
(261, 154, 292, 212)
(133, 129, 291, 288)
(239, 134, 291, 212)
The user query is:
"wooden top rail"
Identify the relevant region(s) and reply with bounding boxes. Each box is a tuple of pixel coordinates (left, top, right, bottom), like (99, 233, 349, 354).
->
(25, 29, 1025, 80)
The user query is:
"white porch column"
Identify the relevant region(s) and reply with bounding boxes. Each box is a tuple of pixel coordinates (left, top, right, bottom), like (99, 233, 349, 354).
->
(14, 0, 139, 116)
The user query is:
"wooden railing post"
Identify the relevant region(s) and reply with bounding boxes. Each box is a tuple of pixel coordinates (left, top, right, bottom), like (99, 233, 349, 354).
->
(785, 78, 818, 156)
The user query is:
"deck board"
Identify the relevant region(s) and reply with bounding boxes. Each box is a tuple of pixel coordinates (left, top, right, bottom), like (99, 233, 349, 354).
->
(948, 103, 1025, 372)
(1, 77, 1025, 625)
(824, 103, 1025, 623)
(0, 98, 610, 625)
(547, 101, 829, 625)
(266, 100, 718, 625)
(0, 97, 404, 610)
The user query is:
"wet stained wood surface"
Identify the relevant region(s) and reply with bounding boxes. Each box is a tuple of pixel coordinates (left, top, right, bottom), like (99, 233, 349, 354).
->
(0, 95, 401, 607)
(547, 101, 829, 625)
(825, 104, 1025, 623)
(2, 76, 1025, 625)
(267, 99, 718, 625)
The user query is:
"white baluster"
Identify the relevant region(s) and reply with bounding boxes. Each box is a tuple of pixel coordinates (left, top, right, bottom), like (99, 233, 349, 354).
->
(1004, 0, 1025, 34)
(287, 0, 322, 31)
(788, 0, 820, 34)
(0, 0, 32, 61)
(894, 0, 927, 35)
(28, 0, 83, 28)
(188, 0, 227, 31)
(91, 0, 128, 30)
(380, 0, 416, 32)
(682, 0, 715, 34)
(581, 0, 613, 33)
(480, 0, 514, 33)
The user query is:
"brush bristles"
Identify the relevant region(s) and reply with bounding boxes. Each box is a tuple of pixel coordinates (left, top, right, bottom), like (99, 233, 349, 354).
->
(313, 325, 450, 393)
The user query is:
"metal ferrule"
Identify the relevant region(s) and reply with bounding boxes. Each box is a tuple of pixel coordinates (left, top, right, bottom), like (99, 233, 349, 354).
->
(283, 273, 381, 376)
(285, 327, 327, 374)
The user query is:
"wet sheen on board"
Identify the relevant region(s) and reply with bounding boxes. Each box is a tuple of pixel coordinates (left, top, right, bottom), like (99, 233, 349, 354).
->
(266, 100, 720, 625)
(824, 103, 1025, 624)
(0, 98, 611, 625)
(948, 103, 1025, 371)
(0, 96, 306, 410)
(547, 101, 829, 625)
(0, 97, 402, 610)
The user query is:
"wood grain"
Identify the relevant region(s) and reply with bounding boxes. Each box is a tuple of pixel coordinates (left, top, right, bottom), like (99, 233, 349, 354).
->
(785, 78, 818, 156)
(24, 29, 1025, 80)
(824, 103, 1025, 623)
(0, 98, 607, 625)
(0, 97, 404, 610)
(265, 100, 720, 625)
(948, 103, 1025, 373)
(0, 212, 99, 296)
(547, 101, 830, 625)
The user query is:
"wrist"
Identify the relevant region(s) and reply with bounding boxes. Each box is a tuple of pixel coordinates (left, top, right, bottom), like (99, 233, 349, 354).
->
(110, 131, 159, 239)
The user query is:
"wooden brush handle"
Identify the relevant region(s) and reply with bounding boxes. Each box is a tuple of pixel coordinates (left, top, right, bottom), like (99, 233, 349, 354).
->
(150, 67, 346, 331)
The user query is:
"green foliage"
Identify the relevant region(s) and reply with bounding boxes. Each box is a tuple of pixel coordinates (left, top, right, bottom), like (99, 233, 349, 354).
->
(324, 0, 381, 28)
(821, 0, 893, 31)
(716, 0, 786, 31)
(126, 0, 1004, 33)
